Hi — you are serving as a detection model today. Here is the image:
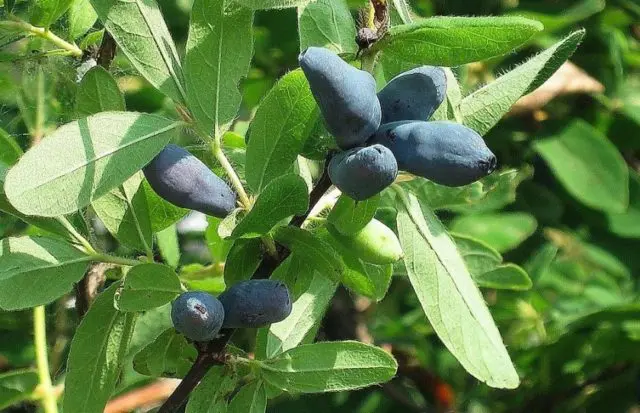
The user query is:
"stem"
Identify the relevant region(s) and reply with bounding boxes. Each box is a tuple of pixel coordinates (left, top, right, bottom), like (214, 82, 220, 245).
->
(122, 185, 154, 261)
(210, 140, 251, 209)
(56, 217, 97, 255)
(90, 254, 143, 267)
(261, 235, 278, 258)
(0, 18, 82, 57)
(2, 49, 76, 62)
(33, 306, 58, 413)
(33, 66, 45, 144)
(290, 156, 333, 228)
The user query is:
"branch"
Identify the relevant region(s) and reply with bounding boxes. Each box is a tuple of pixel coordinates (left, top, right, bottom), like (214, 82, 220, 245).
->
(157, 156, 335, 413)
(74, 263, 112, 319)
(96, 31, 117, 69)
(0, 17, 82, 57)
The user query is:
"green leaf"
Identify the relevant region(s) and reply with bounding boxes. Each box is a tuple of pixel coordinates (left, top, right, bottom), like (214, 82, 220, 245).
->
(474, 264, 532, 291)
(451, 212, 538, 253)
(64, 283, 136, 413)
(117, 263, 182, 311)
(227, 381, 267, 413)
(93, 173, 153, 251)
(261, 273, 337, 359)
(186, 366, 237, 413)
(607, 169, 640, 238)
(273, 226, 343, 281)
(143, 179, 190, 233)
(126, 303, 172, 359)
(245, 70, 317, 192)
(157, 224, 180, 268)
(232, 174, 309, 238)
(133, 328, 197, 378)
(453, 233, 502, 277)
(387, 168, 531, 213)
(323, 230, 393, 301)
(514, 0, 604, 32)
(206, 216, 233, 262)
(391, 0, 414, 24)
(0, 165, 74, 236)
(297, 0, 357, 55)
(376, 16, 543, 72)
(233, 0, 312, 10)
(31, 0, 74, 27)
(0, 128, 22, 166)
(184, 0, 253, 137)
(327, 194, 380, 236)
(534, 120, 629, 213)
(89, 0, 186, 103)
(260, 341, 397, 393)
(75, 66, 125, 116)
(4, 112, 180, 217)
(0, 237, 91, 310)
(180, 263, 226, 294)
(0, 369, 38, 410)
(342, 258, 393, 301)
(68, 0, 98, 39)
(395, 190, 519, 388)
(224, 238, 263, 286)
(461, 30, 584, 135)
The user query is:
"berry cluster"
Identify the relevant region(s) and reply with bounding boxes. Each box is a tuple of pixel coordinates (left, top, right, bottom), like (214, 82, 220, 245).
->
(171, 280, 292, 342)
(299, 47, 497, 200)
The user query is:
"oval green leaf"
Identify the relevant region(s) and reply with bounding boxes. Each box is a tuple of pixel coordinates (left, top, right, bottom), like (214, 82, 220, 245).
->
(396, 189, 519, 389)
(117, 263, 182, 312)
(0, 237, 91, 310)
(260, 341, 397, 393)
(534, 120, 629, 213)
(5, 112, 181, 217)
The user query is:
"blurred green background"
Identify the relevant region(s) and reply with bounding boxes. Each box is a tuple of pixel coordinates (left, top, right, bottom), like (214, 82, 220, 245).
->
(1, 0, 640, 412)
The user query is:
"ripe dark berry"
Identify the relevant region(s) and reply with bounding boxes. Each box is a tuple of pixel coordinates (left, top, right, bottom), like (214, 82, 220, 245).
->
(144, 144, 236, 217)
(370, 121, 497, 187)
(377, 66, 447, 123)
(328, 144, 398, 201)
(219, 280, 292, 328)
(299, 47, 381, 150)
(171, 291, 225, 342)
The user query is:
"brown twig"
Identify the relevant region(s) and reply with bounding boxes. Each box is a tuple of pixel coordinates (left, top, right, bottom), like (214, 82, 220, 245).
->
(74, 262, 112, 319)
(96, 31, 117, 69)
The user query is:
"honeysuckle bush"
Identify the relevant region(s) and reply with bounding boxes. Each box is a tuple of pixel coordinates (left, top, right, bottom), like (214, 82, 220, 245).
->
(0, 0, 639, 412)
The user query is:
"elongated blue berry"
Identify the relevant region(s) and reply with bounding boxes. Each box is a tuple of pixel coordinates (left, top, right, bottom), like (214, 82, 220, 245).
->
(299, 47, 381, 149)
(371, 121, 496, 186)
(144, 144, 236, 217)
(328, 144, 398, 201)
(219, 280, 292, 328)
(171, 291, 225, 342)
(378, 66, 446, 123)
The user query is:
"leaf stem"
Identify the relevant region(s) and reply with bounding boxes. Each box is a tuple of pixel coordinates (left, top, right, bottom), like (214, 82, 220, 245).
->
(56, 217, 97, 255)
(122, 185, 154, 261)
(33, 306, 58, 413)
(0, 17, 83, 57)
(90, 253, 143, 267)
(210, 139, 251, 209)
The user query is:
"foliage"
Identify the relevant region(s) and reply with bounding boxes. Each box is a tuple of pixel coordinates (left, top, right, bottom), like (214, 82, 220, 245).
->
(0, 0, 639, 412)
